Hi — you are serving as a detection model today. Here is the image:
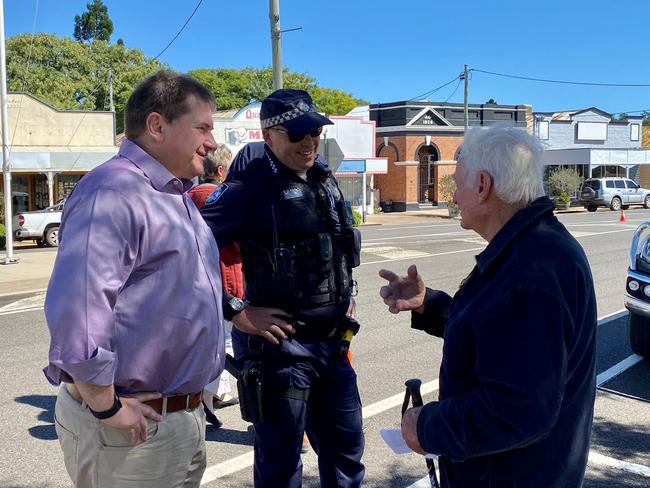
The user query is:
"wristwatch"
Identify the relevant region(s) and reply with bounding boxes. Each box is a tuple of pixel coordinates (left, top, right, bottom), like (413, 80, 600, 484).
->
(228, 297, 247, 315)
(88, 394, 122, 420)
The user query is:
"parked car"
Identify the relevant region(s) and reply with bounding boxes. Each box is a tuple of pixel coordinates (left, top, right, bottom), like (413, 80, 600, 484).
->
(579, 177, 650, 212)
(12, 200, 64, 247)
(624, 222, 650, 357)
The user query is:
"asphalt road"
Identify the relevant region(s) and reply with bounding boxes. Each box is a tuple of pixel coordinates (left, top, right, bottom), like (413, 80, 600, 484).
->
(0, 208, 648, 487)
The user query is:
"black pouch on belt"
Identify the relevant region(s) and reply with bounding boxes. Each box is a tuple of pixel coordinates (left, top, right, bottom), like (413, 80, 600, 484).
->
(225, 355, 264, 424)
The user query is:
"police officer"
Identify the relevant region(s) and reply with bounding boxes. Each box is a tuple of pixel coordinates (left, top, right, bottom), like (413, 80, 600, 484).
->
(201, 89, 365, 488)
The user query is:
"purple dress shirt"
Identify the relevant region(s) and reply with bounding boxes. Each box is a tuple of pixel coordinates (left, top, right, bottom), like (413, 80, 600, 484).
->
(44, 140, 224, 395)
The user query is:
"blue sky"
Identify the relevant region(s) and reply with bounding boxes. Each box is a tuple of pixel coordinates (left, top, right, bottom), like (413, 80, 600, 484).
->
(5, 0, 650, 115)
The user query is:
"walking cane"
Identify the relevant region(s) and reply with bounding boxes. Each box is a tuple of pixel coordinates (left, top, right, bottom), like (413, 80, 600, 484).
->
(402, 379, 440, 488)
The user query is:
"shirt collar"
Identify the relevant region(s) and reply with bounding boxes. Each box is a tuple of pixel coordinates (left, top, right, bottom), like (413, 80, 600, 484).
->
(119, 139, 193, 193)
(475, 196, 556, 273)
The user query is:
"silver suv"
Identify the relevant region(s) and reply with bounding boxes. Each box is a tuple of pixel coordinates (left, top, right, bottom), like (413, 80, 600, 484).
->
(580, 177, 650, 212)
(625, 222, 650, 357)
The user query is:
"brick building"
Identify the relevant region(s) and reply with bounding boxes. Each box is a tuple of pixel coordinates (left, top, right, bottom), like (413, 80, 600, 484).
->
(367, 101, 530, 211)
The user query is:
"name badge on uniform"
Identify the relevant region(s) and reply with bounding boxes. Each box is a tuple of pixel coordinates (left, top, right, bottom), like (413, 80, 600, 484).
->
(282, 187, 304, 200)
(205, 183, 228, 205)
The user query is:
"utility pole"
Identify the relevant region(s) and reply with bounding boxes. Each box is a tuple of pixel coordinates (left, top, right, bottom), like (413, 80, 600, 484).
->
(463, 64, 469, 132)
(0, 0, 18, 265)
(108, 69, 114, 113)
(108, 68, 116, 141)
(269, 0, 282, 90)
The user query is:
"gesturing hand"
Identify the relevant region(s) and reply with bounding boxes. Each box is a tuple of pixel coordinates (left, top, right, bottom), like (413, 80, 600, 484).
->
(232, 306, 295, 345)
(378, 264, 426, 314)
(101, 392, 163, 445)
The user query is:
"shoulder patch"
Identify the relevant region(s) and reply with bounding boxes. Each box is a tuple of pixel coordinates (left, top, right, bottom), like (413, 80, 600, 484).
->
(205, 183, 228, 205)
(282, 187, 304, 200)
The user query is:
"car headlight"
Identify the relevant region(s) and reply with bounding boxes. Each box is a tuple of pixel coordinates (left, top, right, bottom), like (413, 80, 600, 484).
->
(644, 285, 650, 297)
(629, 280, 640, 291)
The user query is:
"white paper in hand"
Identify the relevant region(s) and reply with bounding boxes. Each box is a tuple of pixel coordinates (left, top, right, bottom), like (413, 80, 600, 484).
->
(379, 428, 439, 460)
(380, 428, 413, 454)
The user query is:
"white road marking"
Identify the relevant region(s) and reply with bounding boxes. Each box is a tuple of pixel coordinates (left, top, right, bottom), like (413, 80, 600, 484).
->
(361, 246, 430, 260)
(570, 231, 598, 238)
(588, 451, 650, 478)
(200, 381, 441, 484)
(598, 309, 628, 325)
(0, 307, 44, 317)
(361, 247, 486, 266)
(406, 450, 650, 488)
(363, 231, 474, 243)
(596, 354, 645, 387)
(0, 292, 46, 314)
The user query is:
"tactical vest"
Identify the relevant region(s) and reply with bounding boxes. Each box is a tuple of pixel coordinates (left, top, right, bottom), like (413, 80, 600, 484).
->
(239, 162, 360, 312)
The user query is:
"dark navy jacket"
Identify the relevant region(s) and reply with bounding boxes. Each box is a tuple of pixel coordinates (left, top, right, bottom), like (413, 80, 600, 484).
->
(412, 197, 597, 487)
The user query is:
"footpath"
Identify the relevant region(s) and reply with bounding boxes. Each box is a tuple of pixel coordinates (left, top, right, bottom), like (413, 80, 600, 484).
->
(0, 205, 586, 298)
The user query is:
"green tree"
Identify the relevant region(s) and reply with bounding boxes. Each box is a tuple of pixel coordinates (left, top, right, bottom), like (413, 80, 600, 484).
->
(74, 0, 114, 43)
(548, 168, 583, 203)
(613, 112, 629, 122)
(485, 98, 497, 104)
(188, 66, 366, 115)
(7, 33, 163, 133)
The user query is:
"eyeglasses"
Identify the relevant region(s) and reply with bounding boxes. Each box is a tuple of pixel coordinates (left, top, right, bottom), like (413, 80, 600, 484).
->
(270, 126, 323, 143)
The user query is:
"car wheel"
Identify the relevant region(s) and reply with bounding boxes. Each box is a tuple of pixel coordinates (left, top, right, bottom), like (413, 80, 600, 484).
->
(644, 195, 650, 209)
(629, 312, 650, 357)
(587, 205, 598, 212)
(622, 205, 630, 210)
(44, 226, 59, 247)
(610, 197, 622, 211)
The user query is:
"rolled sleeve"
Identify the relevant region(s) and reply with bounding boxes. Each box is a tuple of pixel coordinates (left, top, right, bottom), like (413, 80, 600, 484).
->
(44, 188, 139, 386)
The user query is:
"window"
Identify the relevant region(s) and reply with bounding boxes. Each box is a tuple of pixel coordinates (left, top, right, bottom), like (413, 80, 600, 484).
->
(625, 179, 638, 189)
(577, 122, 607, 141)
(583, 180, 601, 191)
(631, 124, 640, 142)
(614, 180, 626, 189)
(538, 120, 549, 140)
(606, 180, 615, 188)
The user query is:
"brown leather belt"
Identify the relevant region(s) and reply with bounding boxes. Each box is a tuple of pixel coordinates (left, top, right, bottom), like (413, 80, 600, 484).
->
(143, 392, 202, 415)
(66, 383, 202, 415)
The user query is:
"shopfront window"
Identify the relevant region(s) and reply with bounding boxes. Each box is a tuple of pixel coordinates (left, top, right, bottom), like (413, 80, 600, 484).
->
(34, 174, 48, 209)
(591, 165, 627, 178)
(337, 175, 363, 208)
(56, 174, 82, 201)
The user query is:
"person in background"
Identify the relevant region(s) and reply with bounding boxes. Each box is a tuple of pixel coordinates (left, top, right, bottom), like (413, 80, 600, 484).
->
(188, 144, 239, 429)
(44, 70, 224, 488)
(379, 126, 597, 488)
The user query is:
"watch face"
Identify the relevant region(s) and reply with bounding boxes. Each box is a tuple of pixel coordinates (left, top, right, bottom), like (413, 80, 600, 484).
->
(229, 297, 245, 312)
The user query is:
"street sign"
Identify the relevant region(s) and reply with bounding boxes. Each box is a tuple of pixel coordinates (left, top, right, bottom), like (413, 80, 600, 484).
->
(319, 138, 344, 172)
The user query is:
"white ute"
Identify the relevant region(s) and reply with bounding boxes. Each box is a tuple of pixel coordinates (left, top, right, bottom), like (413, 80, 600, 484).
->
(12, 200, 64, 247)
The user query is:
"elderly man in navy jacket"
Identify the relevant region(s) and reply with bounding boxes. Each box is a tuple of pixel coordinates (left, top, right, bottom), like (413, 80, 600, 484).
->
(379, 126, 597, 487)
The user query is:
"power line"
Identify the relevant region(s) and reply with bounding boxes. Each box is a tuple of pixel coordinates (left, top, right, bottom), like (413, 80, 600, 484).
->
(408, 75, 461, 101)
(444, 78, 462, 103)
(471, 68, 650, 87)
(611, 108, 650, 116)
(152, 0, 204, 61)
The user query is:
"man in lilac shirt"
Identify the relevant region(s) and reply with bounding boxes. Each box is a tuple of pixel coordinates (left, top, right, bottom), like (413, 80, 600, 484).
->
(44, 70, 224, 488)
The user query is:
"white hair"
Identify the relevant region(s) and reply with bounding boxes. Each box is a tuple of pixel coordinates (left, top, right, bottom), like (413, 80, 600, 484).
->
(458, 126, 545, 205)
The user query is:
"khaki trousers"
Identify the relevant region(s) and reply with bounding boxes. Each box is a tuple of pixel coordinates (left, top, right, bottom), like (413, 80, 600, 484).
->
(54, 385, 207, 488)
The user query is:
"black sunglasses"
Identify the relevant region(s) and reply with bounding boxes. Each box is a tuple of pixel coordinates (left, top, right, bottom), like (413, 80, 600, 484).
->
(270, 126, 323, 143)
